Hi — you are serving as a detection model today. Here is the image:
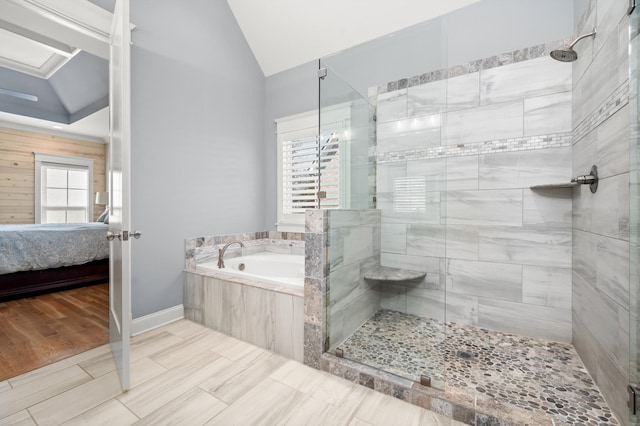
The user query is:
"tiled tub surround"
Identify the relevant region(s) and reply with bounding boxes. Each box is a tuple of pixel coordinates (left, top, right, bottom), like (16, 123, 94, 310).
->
(373, 39, 574, 343)
(184, 231, 305, 361)
(184, 231, 304, 270)
(571, 0, 631, 425)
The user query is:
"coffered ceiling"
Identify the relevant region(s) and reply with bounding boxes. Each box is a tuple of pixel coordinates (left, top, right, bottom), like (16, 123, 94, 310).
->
(0, 0, 111, 141)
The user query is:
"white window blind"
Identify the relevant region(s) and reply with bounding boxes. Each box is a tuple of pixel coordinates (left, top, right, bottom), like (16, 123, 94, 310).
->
(34, 153, 94, 224)
(281, 133, 341, 215)
(276, 106, 350, 232)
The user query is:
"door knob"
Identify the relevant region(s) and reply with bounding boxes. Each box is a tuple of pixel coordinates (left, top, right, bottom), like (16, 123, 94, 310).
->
(130, 230, 142, 239)
(106, 231, 121, 241)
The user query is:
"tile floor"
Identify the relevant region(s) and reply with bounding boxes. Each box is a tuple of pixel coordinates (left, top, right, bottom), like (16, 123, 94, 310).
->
(338, 309, 619, 426)
(0, 319, 464, 426)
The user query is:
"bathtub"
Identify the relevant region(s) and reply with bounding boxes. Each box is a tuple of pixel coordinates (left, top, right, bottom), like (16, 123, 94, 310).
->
(197, 252, 304, 288)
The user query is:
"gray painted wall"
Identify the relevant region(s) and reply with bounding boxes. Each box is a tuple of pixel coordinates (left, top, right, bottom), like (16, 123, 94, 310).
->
(320, 0, 574, 99)
(264, 60, 318, 230)
(130, 0, 265, 318)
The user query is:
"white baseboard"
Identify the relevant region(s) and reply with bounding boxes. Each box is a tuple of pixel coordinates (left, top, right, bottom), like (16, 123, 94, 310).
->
(131, 304, 184, 336)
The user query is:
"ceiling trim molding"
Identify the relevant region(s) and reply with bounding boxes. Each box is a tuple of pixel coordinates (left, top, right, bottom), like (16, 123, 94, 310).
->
(0, 118, 106, 144)
(0, 0, 111, 60)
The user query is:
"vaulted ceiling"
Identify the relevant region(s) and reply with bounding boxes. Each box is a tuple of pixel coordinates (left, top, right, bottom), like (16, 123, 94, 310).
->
(0, 0, 482, 141)
(226, 0, 481, 76)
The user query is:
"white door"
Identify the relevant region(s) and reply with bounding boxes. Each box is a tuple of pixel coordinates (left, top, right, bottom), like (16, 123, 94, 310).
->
(108, 0, 132, 391)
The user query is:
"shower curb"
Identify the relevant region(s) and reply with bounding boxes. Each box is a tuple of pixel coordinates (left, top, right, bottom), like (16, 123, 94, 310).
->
(320, 353, 552, 426)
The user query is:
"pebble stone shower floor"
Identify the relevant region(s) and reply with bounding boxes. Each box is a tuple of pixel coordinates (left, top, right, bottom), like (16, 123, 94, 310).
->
(337, 309, 619, 426)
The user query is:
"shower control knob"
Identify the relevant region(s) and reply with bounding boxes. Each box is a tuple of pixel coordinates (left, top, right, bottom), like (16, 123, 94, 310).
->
(571, 175, 596, 184)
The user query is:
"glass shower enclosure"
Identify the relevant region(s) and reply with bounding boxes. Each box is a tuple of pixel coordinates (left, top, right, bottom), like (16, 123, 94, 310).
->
(320, 17, 449, 389)
(318, 2, 627, 425)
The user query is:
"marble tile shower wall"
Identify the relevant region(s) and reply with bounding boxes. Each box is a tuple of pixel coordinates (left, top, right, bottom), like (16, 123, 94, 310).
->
(326, 210, 382, 350)
(373, 41, 575, 342)
(571, 0, 631, 424)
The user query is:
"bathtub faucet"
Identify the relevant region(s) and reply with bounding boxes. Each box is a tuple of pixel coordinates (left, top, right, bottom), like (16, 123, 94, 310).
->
(217, 241, 245, 268)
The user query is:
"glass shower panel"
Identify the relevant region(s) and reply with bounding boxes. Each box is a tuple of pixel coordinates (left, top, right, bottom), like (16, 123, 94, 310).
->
(319, 64, 374, 210)
(321, 17, 448, 390)
(630, 5, 640, 425)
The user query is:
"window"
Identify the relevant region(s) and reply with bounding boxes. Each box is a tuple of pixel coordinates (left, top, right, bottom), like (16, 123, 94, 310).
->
(276, 107, 349, 232)
(35, 153, 94, 224)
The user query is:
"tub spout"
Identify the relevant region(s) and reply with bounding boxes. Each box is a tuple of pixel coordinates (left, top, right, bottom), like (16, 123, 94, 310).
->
(217, 241, 245, 268)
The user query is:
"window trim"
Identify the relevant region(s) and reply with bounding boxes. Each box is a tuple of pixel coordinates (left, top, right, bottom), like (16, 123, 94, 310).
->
(34, 152, 94, 224)
(275, 105, 350, 232)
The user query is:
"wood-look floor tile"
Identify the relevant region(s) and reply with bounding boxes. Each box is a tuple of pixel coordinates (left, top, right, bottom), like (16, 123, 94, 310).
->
(130, 357, 167, 388)
(310, 374, 371, 417)
(355, 390, 454, 426)
(149, 330, 228, 369)
(0, 365, 91, 419)
(78, 351, 117, 379)
(118, 350, 227, 418)
(269, 359, 328, 394)
(210, 336, 262, 361)
(199, 351, 288, 404)
(349, 418, 375, 426)
(277, 394, 354, 426)
(7, 344, 111, 389)
(4, 319, 469, 426)
(159, 319, 210, 339)
(136, 387, 227, 426)
(28, 371, 122, 426)
(61, 399, 138, 426)
(129, 331, 184, 362)
(0, 410, 36, 426)
(205, 378, 304, 425)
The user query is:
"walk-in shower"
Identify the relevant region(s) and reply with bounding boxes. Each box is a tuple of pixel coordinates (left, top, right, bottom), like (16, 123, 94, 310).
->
(314, 0, 634, 425)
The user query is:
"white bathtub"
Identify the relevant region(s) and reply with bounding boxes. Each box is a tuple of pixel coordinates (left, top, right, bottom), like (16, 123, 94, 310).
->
(197, 252, 304, 288)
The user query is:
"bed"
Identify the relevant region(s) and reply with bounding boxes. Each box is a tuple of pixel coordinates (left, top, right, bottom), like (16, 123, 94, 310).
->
(0, 223, 110, 300)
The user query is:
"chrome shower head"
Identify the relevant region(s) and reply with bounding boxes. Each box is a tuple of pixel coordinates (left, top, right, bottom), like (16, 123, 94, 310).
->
(550, 28, 597, 63)
(550, 46, 578, 62)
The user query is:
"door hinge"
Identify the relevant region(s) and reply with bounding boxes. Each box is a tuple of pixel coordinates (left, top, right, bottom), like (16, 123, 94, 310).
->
(318, 68, 327, 80)
(629, 385, 639, 415)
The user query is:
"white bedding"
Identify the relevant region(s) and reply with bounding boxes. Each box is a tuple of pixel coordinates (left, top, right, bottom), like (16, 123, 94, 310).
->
(0, 223, 110, 274)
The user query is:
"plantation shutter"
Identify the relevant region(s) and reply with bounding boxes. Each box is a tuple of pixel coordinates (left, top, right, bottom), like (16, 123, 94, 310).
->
(281, 133, 340, 214)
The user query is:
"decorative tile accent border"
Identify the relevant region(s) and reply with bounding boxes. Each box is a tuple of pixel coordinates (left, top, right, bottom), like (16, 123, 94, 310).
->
(376, 132, 572, 164)
(573, 80, 630, 144)
(184, 230, 304, 269)
(374, 39, 568, 95)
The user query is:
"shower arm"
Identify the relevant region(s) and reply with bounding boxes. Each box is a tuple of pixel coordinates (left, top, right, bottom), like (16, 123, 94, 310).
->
(568, 28, 597, 49)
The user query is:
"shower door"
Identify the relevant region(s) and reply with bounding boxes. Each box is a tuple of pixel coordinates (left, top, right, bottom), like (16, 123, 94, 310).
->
(630, 4, 640, 425)
(320, 17, 449, 390)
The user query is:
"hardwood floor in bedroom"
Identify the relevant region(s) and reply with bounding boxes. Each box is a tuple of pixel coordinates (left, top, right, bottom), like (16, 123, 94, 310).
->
(0, 283, 109, 381)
